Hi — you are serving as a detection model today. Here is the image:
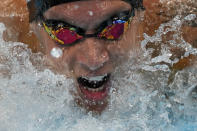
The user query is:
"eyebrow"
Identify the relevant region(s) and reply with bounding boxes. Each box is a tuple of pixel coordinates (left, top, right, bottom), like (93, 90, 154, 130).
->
(44, 10, 132, 31)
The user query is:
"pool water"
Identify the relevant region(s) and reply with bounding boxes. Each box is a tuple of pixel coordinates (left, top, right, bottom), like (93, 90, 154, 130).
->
(0, 2, 197, 131)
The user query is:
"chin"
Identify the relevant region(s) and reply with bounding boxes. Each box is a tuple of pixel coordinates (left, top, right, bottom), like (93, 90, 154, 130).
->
(74, 73, 112, 113)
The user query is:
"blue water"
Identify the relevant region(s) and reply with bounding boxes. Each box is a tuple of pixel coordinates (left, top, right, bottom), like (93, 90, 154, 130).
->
(0, 13, 196, 131)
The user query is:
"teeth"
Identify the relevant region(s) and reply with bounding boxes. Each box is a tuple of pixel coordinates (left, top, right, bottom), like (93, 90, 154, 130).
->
(85, 85, 104, 92)
(82, 74, 107, 81)
(78, 74, 110, 91)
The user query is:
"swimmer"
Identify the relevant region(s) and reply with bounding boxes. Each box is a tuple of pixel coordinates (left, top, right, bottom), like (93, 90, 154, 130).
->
(27, 0, 145, 112)
(0, 0, 190, 113)
(0, 0, 195, 113)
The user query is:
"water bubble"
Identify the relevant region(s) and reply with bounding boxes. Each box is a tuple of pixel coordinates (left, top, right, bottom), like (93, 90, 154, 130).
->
(37, 22, 42, 27)
(88, 11, 94, 16)
(74, 5, 79, 10)
(184, 14, 196, 21)
(1, 0, 197, 130)
(50, 47, 63, 58)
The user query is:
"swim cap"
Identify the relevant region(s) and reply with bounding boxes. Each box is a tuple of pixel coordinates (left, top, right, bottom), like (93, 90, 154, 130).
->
(27, 0, 144, 22)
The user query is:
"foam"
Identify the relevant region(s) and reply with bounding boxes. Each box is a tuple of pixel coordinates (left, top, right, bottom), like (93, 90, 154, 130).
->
(0, 11, 197, 131)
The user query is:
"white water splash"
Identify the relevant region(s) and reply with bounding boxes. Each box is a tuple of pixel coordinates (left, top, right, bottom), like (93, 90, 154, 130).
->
(0, 12, 197, 131)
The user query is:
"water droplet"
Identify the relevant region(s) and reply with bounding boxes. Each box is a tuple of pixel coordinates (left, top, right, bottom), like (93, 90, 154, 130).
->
(88, 11, 94, 16)
(37, 22, 42, 27)
(74, 5, 79, 9)
(50, 47, 63, 58)
(184, 14, 196, 21)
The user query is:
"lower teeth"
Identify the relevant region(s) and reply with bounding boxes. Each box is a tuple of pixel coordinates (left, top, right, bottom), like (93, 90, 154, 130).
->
(85, 86, 104, 92)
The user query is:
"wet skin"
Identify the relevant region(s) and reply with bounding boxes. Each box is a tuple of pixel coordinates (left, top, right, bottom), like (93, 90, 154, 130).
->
(30, 0, 143, 112)
(1, 0, 196, 113)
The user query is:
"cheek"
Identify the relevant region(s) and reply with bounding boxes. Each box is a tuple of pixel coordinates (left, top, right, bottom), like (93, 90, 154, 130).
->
(107, 24, 141, 57)
(39, 32, 65, 66)
(34, 26, 76, 76)
(39, 30, 63, 59)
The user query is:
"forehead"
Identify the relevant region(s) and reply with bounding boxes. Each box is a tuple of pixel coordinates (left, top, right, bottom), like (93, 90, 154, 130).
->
(44, 0, 131, 29)
(28, 0, 138, 22)
(44, 0, 131, 19)
(42, 0, 131, 7)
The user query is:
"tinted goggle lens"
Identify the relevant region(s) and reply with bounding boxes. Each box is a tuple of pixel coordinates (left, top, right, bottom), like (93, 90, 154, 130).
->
(98, 20, 129, 40)
(43, 23, 83, 45)
(43, 14, 131, 45)
(56, 28, 83, 44)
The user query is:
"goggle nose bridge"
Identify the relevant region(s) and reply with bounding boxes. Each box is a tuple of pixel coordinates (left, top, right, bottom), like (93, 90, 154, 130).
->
(83, 33, 97, 38)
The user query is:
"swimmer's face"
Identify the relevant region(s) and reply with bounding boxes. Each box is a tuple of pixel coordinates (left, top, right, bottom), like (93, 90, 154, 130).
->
(31, 0, 142, 112)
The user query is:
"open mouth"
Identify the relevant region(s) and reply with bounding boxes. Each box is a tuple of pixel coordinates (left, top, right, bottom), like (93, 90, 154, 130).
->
(77, 74, 111, 101)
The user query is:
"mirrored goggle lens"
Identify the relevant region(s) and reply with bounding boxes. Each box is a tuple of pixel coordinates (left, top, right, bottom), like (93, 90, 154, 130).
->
(43, 23, 83, 45)
(43, 18, 130, 45)
(98, 20, 129, 40)
(55, 28, 83, 45)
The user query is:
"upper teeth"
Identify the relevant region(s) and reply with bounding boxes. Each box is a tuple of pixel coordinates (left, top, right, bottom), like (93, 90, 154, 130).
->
(82, 74, 107, 81)
(77, 74, 110, 91)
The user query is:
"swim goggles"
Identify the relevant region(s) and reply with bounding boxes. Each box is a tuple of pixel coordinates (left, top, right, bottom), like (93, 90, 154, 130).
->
(42, 10, 135, 46)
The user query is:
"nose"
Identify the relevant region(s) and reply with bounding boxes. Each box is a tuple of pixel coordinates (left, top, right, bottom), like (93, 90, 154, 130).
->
(76, 38, 109, 71)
